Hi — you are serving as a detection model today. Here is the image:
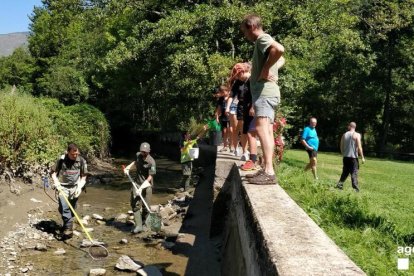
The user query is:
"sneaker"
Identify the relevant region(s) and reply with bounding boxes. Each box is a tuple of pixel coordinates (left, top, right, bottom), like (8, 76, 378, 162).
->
(219, 147, 228, 152)
(241, 160, 257, 171)
(245, 169, 264, 178)
(248, 172, 277, 185)
(240, 152, 249, 161)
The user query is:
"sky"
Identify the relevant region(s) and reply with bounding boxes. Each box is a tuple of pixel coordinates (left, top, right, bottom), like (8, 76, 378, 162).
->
(0, 0, 43, 34)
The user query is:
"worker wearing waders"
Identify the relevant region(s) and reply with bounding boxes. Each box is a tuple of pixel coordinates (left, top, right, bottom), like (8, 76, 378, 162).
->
(123, 142, 156, 233)
(51, 143, 88, 239)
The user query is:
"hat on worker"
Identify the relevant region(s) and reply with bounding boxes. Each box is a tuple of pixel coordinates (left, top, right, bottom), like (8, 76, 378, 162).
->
(140, 142, 151, 152)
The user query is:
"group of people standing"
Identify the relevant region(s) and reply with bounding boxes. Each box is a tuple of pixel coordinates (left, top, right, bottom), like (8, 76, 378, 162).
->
(49, 13, 367, 241)
(214, 14, 286, 185)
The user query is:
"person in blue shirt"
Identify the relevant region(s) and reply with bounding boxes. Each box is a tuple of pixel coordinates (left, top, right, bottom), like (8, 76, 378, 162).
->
(301, 117, 319, 179)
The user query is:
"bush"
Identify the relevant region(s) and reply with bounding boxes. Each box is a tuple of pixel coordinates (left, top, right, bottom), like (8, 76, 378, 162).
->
(0, 88, 61, 168)
(0, 87, 110, 175)
(36, 98, 110, 159)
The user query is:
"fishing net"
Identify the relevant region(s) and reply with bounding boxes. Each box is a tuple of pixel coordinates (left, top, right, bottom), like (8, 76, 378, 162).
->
(145, 213, 162, 232)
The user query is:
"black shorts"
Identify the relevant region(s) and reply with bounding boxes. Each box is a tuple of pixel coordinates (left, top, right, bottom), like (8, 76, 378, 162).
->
(220, 119, 229, 129)
(307, 149, 318, 159)
(243, 115, 254, 134)
(236, 104, 244, 120)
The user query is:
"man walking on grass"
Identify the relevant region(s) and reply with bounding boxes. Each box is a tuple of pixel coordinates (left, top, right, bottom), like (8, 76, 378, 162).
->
(337, 122, 365, 192)
(241, 14, 285, 185)
(301, 117, 319, 180)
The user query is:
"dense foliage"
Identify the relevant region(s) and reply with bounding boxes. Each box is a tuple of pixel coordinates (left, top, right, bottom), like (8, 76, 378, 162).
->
(0, 0, 412, 154)
(0, 87, 110, 174)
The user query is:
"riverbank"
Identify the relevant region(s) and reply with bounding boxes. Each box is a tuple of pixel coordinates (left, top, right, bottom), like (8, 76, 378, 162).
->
(0, 153, 220, 275)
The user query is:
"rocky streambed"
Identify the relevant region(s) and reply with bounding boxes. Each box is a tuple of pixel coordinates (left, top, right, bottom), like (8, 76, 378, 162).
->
(0, 156, 217, 276)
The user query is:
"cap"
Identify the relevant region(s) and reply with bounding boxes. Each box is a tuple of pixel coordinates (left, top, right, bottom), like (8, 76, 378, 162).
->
(140, 142, 151, 152)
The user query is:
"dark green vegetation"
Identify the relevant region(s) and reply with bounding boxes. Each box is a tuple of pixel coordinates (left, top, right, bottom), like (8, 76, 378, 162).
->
(0, 0, 412, 154)
(0, 87, 109, 173)
(279, 150, 414, 275)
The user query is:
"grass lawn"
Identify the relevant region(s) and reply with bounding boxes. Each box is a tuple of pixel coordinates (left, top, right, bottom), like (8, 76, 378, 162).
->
(278, 149, 414, 275)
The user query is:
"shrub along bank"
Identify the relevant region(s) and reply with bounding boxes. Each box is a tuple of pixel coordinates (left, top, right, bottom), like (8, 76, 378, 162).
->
(0, 87, 110, 180)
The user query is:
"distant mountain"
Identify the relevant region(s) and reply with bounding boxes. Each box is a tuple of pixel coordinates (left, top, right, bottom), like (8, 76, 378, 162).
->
(0, 32, 29, 57)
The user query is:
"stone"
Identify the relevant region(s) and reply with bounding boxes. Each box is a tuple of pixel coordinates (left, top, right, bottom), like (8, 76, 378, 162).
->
(20, 267, 30, 273)
(115, 214, 128, 222)
(120, 239, 128, 244)
(89, 268, 106, 275)
(115, 255, 142, 272)
(35, 243, 47, 251)
(83, 215, 91, 221)
(54, 248, 66, 255)
(80, 239, 105, 248)
(137, 266, 162, 276)
(104, 207, 113, 212)
(150, 205, 160, 212)
(92, 214, 104, 220)
(96, 220, 106, 225)
(30, 198, 42, 203)
(83, 204, 91, 208)
(73, 230, 82, 237)
(159, 241, 175, 249)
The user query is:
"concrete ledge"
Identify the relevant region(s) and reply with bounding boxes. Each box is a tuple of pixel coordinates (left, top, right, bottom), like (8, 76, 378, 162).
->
(213, 150, 366, 276)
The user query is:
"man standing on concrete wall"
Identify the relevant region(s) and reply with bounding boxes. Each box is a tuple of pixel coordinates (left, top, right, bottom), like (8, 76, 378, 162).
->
(337, 122, 365, 192)
(241, 14, 285, 185)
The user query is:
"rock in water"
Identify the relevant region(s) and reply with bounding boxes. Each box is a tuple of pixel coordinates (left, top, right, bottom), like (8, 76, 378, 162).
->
(115, 255, 142, 272)
(89, 268, 106, 275)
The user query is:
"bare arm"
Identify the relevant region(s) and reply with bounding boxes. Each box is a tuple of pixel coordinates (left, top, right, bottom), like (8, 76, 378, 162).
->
(214, 105, 220, 122)
(259, 41, 285, 81)
(301, 139, 313, 151)
(356, 134, 365, 162)
(51, 172, 60, 185)
(276, 56, 286, 69)
(225, 96, 233, 114)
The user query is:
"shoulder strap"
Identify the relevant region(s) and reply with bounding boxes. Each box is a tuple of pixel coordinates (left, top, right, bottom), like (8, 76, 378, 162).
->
(56, 155, 65, 175)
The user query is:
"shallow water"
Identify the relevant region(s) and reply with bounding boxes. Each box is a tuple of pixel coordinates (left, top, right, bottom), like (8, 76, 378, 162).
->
(17, 156, 191, 275)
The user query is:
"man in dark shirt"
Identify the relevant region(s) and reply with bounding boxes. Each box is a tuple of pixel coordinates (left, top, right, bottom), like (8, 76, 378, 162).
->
(51, 143, 88, 238)
(124, 142, 156, 233)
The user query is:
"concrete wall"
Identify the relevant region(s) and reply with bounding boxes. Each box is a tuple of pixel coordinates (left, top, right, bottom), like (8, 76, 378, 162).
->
(211, 151, 366, 276)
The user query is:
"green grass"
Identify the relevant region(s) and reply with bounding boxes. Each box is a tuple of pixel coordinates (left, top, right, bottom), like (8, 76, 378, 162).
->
(278, 150, 414, 276)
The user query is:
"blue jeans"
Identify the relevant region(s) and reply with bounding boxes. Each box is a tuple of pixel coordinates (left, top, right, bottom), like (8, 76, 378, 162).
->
(58, 186, 78, 230)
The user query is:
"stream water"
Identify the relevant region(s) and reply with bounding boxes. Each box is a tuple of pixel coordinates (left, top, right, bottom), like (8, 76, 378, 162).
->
(17, 156, 193, 275)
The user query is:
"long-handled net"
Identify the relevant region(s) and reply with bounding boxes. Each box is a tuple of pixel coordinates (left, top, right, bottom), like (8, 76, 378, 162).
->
(56, 186, 109, 260)
(122, 166, 162, 232)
